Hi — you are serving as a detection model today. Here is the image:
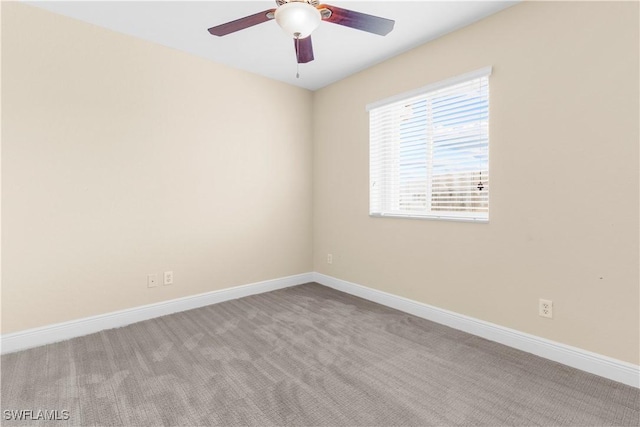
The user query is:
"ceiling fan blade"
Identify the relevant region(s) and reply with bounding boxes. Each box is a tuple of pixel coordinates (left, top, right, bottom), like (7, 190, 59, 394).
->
(295, 36, 314, 64)
(319, 4, 394, 36)
(208, 9, 276, 36)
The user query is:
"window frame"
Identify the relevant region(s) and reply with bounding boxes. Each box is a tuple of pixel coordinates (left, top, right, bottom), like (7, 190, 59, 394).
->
(367, 67, 492, 223)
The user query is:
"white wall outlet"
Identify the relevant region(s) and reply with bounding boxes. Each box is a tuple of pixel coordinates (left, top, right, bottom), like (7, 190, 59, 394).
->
(539, 299, 553, 318)
(163, 271, 174, 286)
(147, 274, 158, 288)
(327, 254, 333, 264)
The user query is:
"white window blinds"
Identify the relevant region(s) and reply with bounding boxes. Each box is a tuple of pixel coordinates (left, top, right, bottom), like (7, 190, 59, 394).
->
(368, 67, 491, 222)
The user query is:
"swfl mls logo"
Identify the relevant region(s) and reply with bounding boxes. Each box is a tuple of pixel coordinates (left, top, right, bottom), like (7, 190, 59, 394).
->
(3, 409, 70, 421)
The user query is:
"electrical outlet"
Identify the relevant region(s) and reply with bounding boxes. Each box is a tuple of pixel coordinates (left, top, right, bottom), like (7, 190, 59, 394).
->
(327, 254, 333, 264)
(539, 299, 553, 318)
(163, 271, 173, 286)
(147, 274, 158, 288)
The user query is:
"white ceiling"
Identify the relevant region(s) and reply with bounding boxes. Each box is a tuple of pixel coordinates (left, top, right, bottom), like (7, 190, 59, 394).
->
(26, 1, 518, 91)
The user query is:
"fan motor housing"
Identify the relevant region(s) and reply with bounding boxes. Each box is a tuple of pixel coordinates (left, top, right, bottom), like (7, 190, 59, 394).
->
(276, 0, 320, 7)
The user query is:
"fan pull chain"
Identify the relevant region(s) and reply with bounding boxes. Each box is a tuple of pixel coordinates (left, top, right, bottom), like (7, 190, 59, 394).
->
(295, 34, 300, 79)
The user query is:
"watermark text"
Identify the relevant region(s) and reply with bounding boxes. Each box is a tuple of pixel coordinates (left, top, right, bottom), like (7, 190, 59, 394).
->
(3, 409, 70, 421)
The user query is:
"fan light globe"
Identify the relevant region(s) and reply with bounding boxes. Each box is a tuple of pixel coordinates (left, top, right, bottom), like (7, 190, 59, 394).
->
(274, 2, 321, 39)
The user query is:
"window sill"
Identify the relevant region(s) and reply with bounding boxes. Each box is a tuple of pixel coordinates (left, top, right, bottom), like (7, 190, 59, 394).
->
(369, 213, 489, 223)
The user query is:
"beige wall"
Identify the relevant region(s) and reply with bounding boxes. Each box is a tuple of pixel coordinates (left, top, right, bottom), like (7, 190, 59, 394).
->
(1, 3, 313, 333)
(313, 1, 639, 365)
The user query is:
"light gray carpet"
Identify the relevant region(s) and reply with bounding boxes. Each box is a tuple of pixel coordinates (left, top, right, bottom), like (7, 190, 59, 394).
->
(1, 283, 638, 426)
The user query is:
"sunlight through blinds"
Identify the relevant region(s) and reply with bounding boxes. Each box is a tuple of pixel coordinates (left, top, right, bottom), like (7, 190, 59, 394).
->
(368, 67, 491, 222)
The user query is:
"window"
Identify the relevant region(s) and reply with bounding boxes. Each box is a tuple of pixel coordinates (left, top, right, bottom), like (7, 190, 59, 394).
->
(368, 67, 491, 222)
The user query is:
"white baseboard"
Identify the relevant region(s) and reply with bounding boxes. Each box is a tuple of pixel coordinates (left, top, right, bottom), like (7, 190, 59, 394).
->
(313, 272, 640, 388)
(3, 271, 638, 389)
(0, 272, 314, 355)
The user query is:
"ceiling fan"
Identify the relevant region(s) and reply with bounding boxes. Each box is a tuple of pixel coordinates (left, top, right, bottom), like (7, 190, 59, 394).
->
(207, 0, 395, 66)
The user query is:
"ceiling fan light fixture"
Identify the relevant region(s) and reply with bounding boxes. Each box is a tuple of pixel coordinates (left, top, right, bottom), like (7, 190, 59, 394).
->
(274, 1, 321, 39)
